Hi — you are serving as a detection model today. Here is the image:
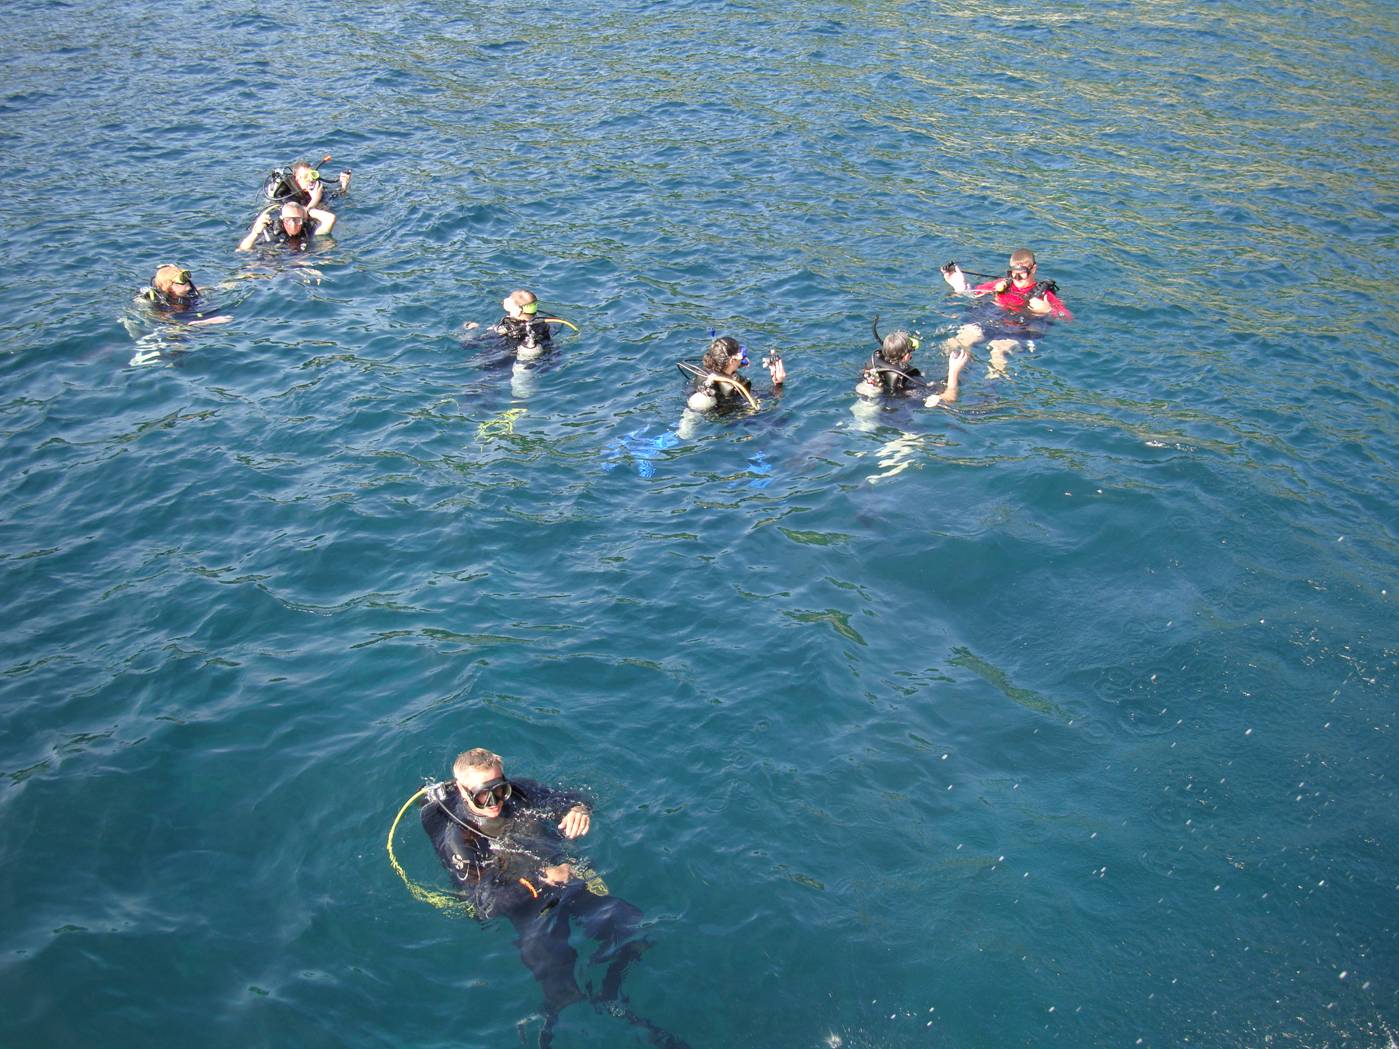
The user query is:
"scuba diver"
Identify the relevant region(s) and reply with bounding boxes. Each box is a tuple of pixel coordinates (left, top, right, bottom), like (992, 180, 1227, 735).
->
(127, 264, 233, 365)
(237, 202, 337, 252)
(462, 290, 578, 360)
(856, 319, 969, 408)
(420, 748, 689, 1049)
(262, 157, 351, 209)
(681, 335, 786, 414)
(136, 264, 232, 326)
(939, 248, 1072, 378)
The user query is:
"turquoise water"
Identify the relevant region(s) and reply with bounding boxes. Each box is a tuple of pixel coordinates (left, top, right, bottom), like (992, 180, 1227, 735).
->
(2, 1, 1396, 1046)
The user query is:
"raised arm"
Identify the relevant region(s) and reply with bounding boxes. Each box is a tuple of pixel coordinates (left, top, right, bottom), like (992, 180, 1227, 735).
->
(309, 207, 337, 236)
(237, 208, 273, 252)
(924, 346, 969, 408)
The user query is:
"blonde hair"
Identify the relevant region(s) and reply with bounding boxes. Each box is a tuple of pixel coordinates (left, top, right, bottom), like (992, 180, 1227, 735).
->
(152, 264, 191, 296)
(453, 748, 503, 781)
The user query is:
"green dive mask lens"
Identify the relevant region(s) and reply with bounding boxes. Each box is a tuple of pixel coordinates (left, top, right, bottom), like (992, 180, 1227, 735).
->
(306, 169, 321, 182)
(521, 302, 538, 315)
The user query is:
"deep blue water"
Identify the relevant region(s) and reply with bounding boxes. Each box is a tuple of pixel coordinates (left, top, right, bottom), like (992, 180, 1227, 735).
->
(1, 1, 1396, 1046)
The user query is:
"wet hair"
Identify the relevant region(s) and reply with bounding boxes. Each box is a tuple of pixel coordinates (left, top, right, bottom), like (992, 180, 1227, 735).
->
(1009, 249, 1036, 269)
(702, 336, 741, 372)
(280, 202, 308, 220)
(453, 748, 503, 780)
(878, 330, 916, 364)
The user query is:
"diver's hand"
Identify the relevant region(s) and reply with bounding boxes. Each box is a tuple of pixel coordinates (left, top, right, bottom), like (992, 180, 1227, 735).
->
(941, 263, 969, 294)
(766, 352, 785, 386)
(994, 278, 1011, 295)
(1026, 295, 1053, 315)
(338, 169, 352, 192)
(463, 321, 480, 330)
(540, 863, 572, 885)
(559, 805, 590, 839)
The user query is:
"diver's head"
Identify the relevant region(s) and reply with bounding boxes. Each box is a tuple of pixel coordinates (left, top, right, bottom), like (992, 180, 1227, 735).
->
(152, 264, 196, 302)
(454, 748, 511, 818)
(503, 289, 539, 320)
(279, 202, 309, 235)
(878, 330, 918, 365)
(703, 336, 743, 376)
(291, 160, 320, 191)
(1008, 249, 1037, 287)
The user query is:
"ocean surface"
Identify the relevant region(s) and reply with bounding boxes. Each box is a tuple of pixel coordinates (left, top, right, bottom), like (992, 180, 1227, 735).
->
(1, 1, 1395, 1046)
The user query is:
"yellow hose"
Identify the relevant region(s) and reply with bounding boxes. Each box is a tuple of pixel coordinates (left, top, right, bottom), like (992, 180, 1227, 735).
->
(677, 362, 761, 411)
(386, 788, 476, 917)
(540, 317, 580, 333)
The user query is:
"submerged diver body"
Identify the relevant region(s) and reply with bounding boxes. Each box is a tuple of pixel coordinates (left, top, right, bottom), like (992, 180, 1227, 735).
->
(940, 248, 1071, 377)
(136, 264, 232, 326)
(127, 264, 233, 365)
(857, 319, 968, 408)
(421, 749, 687, 1049)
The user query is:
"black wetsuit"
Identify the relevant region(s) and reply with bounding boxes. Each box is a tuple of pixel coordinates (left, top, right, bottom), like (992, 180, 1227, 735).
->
(863, 354, 924, 397)
(146, 290, 212, 323)
(496, 315, 553, 348)
(692, 370, 755, 413)
(420, 780, 649, 1028)
(254, 221, 319, 251)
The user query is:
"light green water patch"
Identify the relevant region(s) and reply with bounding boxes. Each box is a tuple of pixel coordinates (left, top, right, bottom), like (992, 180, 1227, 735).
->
(785, 608, 867, 646)
(6, 760, 51, 784)
(949, 647, 1073, 723)
(773, 864, 826, 892)
(778, 527, 852, 546)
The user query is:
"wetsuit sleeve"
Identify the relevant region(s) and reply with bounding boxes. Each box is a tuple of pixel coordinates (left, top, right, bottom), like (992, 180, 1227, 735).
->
(1042, 289, 1072, 320)
(972, 279, 1001, 295)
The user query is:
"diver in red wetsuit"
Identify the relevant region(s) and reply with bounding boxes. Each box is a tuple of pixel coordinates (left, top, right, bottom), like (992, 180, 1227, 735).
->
(939, 248, 1072, 378)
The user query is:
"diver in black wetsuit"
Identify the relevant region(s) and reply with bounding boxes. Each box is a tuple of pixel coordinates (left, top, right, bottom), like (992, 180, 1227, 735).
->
(262, 158, 352, 209)
(683, 335, 786, 414)
(858, 321, 968, 408)
(420, 748, 688, 1049)
(861, 328, 925, 398)
(137, 264, 232, 326)
(492, 290, 553, 350)
(237, 202, 336, 252)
